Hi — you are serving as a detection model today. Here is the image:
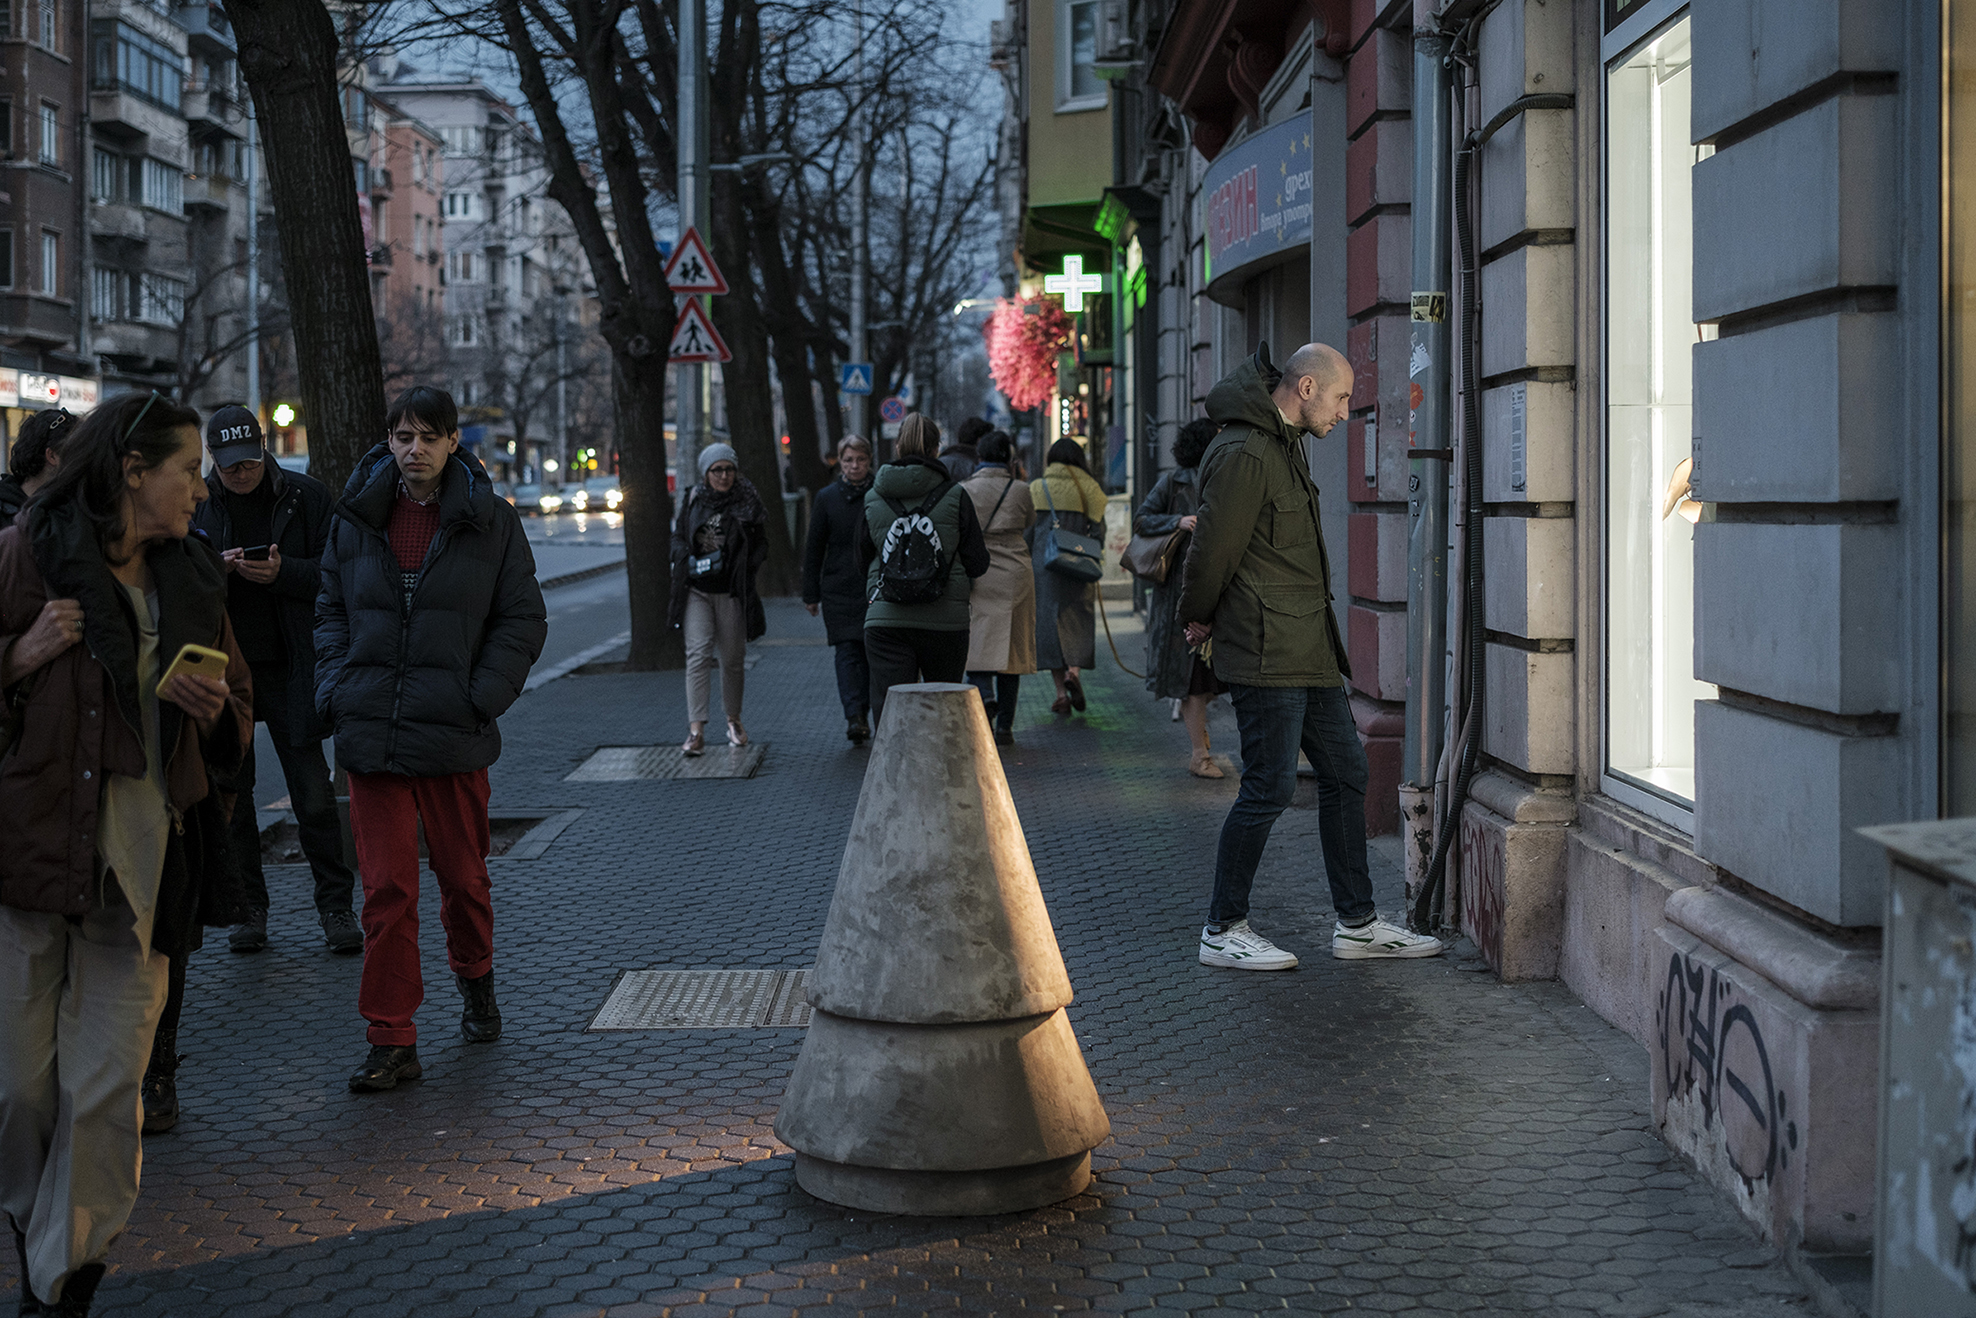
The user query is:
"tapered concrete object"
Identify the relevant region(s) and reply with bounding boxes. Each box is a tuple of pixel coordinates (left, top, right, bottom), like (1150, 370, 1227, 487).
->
(777, 683, 1110, 1214)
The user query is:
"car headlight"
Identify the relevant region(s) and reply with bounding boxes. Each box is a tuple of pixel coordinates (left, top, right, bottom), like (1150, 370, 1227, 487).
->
(542, 495, 562, 511)
(606, 490, 621, 509)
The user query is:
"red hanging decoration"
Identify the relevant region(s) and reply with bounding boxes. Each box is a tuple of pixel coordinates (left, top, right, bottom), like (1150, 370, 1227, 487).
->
(984, 296, 1075, 413)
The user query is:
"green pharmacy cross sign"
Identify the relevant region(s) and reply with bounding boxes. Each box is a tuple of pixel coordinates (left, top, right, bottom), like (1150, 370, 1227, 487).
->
(1044, 255, 1106, 314)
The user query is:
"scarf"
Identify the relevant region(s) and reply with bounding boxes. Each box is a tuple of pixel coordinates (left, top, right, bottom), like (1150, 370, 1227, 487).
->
(695, 473, 768, 522)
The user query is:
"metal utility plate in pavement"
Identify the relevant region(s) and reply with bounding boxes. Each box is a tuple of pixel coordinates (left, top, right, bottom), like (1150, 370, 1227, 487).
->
(589, 968, 812, 1030)
(564, 744, 765, 782)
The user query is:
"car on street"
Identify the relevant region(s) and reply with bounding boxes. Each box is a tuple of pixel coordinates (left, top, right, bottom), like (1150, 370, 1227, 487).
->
(512, 483, 565, 515)
(577, 476, 622, 513)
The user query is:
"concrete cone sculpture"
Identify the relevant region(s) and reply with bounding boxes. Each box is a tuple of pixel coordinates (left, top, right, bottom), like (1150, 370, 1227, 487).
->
(776, 682, 1110, 1215)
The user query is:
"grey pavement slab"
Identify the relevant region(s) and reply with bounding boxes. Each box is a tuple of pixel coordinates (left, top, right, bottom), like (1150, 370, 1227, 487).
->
(29, 596, 1815, 1316)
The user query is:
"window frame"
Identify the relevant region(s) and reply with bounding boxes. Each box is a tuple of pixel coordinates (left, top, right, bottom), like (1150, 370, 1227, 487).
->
(39, 228, 56, 297)
(1054, 0, 1106, 113)
(36, 101, 55, 168)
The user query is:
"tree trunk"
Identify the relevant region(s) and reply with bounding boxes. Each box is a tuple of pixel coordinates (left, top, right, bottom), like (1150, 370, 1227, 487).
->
(613, 354, 675, 668)
(749, 194, 831, 497)
(709, 0, 798, 595)
(227, 0, 383, 498)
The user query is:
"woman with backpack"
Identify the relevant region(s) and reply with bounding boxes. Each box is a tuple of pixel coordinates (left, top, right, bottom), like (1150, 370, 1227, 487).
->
(1029, 437, 1109, 716)
(668, 443, 769, 755)
(961, 430, 1036, 745)
(856, 414, 989, 725)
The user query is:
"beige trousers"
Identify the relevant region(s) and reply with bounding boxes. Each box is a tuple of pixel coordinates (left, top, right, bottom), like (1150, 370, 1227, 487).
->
(0, 896, 168, 1305)
(684, 588, 747, 725)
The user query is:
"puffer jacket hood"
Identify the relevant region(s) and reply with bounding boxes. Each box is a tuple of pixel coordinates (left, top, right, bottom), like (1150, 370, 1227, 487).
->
(1205, 344, 1290, 440)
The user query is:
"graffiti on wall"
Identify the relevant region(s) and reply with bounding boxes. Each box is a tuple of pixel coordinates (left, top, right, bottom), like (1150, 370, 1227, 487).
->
(1655, 951, 1799, 1186)
(1460, 809, 1504, 973)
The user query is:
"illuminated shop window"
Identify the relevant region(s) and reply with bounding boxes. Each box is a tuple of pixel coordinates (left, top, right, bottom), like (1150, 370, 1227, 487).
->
(1605, 13, 1715, 810)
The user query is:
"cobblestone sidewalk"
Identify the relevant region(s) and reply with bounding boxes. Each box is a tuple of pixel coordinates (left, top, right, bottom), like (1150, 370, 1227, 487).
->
(21, 599, 1818, 1316)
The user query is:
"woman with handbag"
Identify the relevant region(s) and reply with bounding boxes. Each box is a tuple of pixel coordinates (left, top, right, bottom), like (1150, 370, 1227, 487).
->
(1135, 418, 1225, 777)
(1029, 438, 1109, 715)
(668, 443, 769, 755)
(0, 392, 253, 1317)
(961, 431, 1036, 746)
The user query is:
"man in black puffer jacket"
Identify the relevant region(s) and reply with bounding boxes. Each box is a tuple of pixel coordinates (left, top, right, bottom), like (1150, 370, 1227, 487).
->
(315, 386, 546, 1093)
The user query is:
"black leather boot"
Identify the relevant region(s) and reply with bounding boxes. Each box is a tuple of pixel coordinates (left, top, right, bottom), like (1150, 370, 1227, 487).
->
(47, 1263, 100, 1318)
(12, 1217, 45, 1315)
(141, 1030, 179, 1134)
(458, 971, 501, 1043)
(348, 1045, 421, 1093)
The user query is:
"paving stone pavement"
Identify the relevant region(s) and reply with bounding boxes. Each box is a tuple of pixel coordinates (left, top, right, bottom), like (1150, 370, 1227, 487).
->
(14, 597, 1819, 1316)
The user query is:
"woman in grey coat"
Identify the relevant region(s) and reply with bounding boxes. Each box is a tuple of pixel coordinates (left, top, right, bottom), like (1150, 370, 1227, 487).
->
(1136, 418, 1223, 777)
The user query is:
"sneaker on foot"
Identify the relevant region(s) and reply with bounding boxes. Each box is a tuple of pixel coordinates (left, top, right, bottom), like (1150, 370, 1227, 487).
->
(319, 909, 363, 954)
(1198, 919, 1299, 971)
(348, 1044, 421, 1092)
(1332, 916, 1445, 960)
(227, 909, 267, 953)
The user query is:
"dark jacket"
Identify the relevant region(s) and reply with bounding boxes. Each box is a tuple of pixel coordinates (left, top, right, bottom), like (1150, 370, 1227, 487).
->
(1135, 465, 1205, 699)
(801, 477, 873, 645)
(668, 478, 770, 641)
(938, 445, 978, 482)
(856, 454, 990, 632)
(0, 504, 254, 959)
(0, 473, 26, 529)
(190, 452, 336, 743)
(1177, 348, 1351, 687)
(315, 444, 547, 777)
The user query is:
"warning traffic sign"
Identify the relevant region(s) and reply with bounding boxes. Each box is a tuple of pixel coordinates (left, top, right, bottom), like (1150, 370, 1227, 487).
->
(667, 299, 731, 363)
(663, 227, 729, 295)
(879, 396, 907, 424)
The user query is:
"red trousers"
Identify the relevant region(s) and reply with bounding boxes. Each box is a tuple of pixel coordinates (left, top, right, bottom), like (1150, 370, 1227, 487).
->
(347, 769, 494, 1047)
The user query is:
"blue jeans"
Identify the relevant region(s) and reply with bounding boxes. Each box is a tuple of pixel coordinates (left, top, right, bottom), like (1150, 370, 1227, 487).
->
(1209, 683, 1376, 928)
(966, 670, 1020, 731)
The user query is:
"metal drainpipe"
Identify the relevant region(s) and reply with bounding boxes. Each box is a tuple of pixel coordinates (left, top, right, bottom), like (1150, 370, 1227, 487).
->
(1401, 25, 1454, 914)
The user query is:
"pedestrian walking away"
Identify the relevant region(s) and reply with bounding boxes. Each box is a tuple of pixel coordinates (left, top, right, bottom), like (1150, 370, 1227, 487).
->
(961, 430, 1036, 746)
(1137, 417, 1224, 778)
(669, 443, 769, 755)
(1178, 343, 1443, 970)
(858, 412, 989, 724)
(315, 385, 547, 1093)
(801, 436, 874, 745)
(0, 408, 77, 530)
(1030, 438, 1108, 716)
(0, 392, 253, 1317)
(939, 415, 989, 481)
(191, 407, 359, 959)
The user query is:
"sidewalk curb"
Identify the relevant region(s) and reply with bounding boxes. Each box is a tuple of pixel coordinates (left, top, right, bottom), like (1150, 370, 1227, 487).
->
(539, 559, 627, 592)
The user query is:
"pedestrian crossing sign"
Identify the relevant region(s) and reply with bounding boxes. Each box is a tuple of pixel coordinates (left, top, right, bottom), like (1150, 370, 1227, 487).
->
(839, 363, 874, 396)
(664, 227, 729, 295)
(667, 299, 731, 363)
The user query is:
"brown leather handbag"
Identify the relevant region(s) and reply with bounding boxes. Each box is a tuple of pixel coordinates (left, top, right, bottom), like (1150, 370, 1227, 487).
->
(1120, 528, 1185, 584)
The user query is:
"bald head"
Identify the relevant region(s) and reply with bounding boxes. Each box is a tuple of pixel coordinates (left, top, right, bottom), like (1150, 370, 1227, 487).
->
(1271, 342, 1355, 437)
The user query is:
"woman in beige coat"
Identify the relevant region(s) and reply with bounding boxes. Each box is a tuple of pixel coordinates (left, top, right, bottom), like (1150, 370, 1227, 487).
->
(962, 431, 1035, 745)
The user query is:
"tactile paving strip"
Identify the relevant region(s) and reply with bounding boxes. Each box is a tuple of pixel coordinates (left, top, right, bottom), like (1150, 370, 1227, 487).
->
(564, 743, 765, 782)
(589, 968, 812, 1029)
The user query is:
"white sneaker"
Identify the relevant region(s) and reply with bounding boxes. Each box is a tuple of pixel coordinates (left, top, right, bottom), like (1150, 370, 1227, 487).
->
(1199, 919, 1299, 971)
(1332, 916, 1445, 960)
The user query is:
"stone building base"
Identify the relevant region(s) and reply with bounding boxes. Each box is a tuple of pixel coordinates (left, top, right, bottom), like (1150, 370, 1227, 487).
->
(1455, 772, 1572, 980)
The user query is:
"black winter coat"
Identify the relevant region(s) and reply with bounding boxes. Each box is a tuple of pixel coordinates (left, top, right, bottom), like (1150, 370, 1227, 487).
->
(190, 453, 336, 744)
(315, 444, 548, 777)
(801, 477, 872, 645)
(668, 481, 769, 641)
(0, 473, 26, 529)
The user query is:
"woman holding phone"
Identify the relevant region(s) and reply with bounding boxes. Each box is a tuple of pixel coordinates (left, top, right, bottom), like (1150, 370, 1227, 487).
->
(0, 392, 252, 1317)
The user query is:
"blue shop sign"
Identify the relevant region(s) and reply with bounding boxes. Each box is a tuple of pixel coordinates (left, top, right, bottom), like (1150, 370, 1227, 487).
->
(1203, 114, 1314, 281)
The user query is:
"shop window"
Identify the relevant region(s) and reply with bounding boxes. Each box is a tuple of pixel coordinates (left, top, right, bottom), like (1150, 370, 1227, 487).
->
(1056, 0, 1103, 112)
(1604, 12, 1714, 812)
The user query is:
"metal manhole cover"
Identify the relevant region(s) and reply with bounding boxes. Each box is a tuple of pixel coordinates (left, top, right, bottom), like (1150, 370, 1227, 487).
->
(565, 744, 765, 782)
(589, 969, 812, 1029)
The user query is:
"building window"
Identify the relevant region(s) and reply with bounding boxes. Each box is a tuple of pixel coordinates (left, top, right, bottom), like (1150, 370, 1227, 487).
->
(136, 270, 183, 324)
(89, 265, 118, 320)
(0, 231, 13, 290)
(37, 102, 56, 166)
(452, 313, 479, 346)
(439, 124, 479, 158)
(92, 22, 183, 109)
(1605, 13, 1713, 812)
(90, 146, 117, 202)
(1056, 0, 1104, 111)
(443, 190, 478, 221)
(39, 230, 56, 295)
(139, 156, 181, 212)
(0, 103, 10, 160)
(0, 1, 11, 38)
(36, 0, 51, 50)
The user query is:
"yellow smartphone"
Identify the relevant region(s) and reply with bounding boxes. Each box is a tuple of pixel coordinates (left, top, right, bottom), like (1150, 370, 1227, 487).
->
(155, 643, 230, 699)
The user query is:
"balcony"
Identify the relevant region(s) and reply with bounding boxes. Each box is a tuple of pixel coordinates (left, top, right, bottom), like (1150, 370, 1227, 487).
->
(183, 173, 231, 212)
(90, 201, 148, 244)
(370, 244, 393, 269)
(182, 83, 246, 136)
(370, 165, 393, 195)
(91, 86, 182, 143)
(177, 2, 234, 56)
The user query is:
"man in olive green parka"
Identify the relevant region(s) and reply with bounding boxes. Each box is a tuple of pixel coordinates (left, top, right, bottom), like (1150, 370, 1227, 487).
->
(1178, 342, 1444, 971)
